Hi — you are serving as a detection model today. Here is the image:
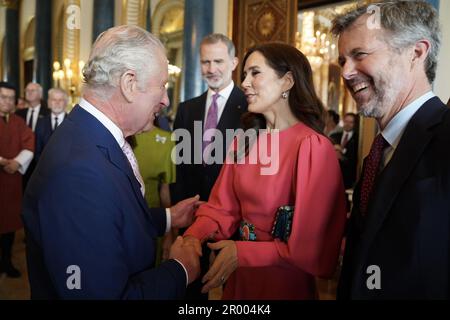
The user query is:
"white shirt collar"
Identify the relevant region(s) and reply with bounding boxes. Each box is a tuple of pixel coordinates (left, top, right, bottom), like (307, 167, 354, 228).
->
(51, 112, 65, 120)
(30, 104, 41, 111)
(207, 80, 234, 101)
(78, 98, 125, 148)
(204, 81, 234, 124)
(382, 91, 435, 149)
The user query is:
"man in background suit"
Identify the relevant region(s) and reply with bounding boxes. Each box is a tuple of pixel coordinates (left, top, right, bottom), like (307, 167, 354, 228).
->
(34, 88, 68, 161)
(333, 1, 449, 299)
(171, 33, 247, 299)
(16, 82, 49, 190)
(331, 112, 358, 189)
(23, 25, 200, 299)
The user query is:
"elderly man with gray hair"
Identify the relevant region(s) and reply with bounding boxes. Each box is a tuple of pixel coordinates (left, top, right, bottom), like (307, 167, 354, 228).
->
(23, 25, 201, 299)
(333, 1, 449, 299)
(34, 88, 69, 161)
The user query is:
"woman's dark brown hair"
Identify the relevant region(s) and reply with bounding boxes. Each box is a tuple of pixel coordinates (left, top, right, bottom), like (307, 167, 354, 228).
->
(241, 43, 326, 135)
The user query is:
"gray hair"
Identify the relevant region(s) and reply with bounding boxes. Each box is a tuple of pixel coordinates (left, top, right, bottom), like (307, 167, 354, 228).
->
(201, 33, 236, 58)
(26, 82, 43, 98)
(48, 88, 68, 102)
(82, 25, 165, 92)
(331, 0, 441, 83)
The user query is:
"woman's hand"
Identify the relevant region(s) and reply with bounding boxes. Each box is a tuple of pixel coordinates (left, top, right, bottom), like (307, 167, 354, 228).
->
(201, 240, 238, 294)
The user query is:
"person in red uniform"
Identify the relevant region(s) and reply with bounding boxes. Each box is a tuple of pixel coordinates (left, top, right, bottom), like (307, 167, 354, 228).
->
(0, 82, 35, 278)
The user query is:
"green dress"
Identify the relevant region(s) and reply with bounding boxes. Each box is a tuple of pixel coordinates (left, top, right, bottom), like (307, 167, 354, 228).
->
(134, 127, 176, 208)
(134, 128, 176, 265)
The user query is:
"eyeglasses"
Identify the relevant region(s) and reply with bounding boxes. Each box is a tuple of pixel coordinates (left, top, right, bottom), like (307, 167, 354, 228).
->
(0, 95, 15, 102)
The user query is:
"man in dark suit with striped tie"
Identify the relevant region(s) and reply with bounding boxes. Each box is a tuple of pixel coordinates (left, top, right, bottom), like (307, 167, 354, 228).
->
(35, 88, 68, 162)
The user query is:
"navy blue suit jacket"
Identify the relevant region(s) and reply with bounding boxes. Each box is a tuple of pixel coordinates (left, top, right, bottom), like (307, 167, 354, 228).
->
(171, 86, 248, 203)
(34, 114, 66, 161)
(338, 97, 450, 299)
(22, 105, 186, 299)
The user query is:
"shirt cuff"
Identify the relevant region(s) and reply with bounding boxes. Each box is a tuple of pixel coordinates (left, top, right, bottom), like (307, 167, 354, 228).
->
(165, 208, 171, 233)
(14, 150, 34, 175)
(174, 258, 189, 286)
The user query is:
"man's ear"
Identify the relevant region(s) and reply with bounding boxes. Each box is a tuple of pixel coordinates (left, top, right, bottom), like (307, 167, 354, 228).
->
(231, 57, 239, 71)
(120, 70, 137, 103)
(412, 39, 430, 64)
(283, 71, 295, 92)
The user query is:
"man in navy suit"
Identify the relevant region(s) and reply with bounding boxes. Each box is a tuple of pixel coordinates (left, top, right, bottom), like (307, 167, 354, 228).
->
(171, 33, 247, 299)
(34, 88, 68, 162)
(333, 1, 449, 299)
(22, 25, 201, 299)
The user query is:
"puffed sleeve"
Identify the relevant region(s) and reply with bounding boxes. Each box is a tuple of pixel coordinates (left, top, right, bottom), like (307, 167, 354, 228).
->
(184, 159, 241, 242)
(236, 134, 347, 278)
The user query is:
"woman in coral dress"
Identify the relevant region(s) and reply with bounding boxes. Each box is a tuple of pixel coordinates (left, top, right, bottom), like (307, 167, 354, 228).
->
(184, 43, 347, 300)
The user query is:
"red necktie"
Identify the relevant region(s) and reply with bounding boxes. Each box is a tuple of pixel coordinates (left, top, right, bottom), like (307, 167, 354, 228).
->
(341, 132, 349, 147)
(359, 134, 389, 215)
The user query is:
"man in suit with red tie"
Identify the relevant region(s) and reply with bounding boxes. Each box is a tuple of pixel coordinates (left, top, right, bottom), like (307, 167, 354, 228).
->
(35, 88, 68, 162)
(333, 1, 450, 299)
(331, 112, 358, 189)
(171, 33, 248, 299)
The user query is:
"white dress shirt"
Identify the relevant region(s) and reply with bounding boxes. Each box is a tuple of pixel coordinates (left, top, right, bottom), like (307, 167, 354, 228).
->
(14, 150, 34, 175)
(381, 91, 435, 168)
(27, 104, 41, 132)
(204, 80, 235, 126)
(51, 112, 65, 130)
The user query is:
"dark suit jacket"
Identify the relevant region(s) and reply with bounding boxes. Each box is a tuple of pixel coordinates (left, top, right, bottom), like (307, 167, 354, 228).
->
(171, 86, 247, 202)
(330, 131, 358, 189)
(22, 105, 186, 299)
(16, 104, 50, 130)
(34, 113, 66, 162)
(16, 105, 50, 188)
(338, 97, 450, 299)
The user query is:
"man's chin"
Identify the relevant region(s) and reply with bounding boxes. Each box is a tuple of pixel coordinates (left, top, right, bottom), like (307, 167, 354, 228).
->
(206, 81, 222, 90)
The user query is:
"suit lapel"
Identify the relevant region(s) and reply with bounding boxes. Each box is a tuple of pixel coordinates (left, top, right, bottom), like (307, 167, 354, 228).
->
(70, 106, 151, 215)
(103, 144, 150, 213)
(193, 93, 207, 123)
(216, 86, 244, 133)
(358, 97, 448, 257)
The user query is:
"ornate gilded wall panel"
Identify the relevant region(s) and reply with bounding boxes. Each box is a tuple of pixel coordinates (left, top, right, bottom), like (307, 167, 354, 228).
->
(233, 0, 298, 82)
(121, 0, 148, 27)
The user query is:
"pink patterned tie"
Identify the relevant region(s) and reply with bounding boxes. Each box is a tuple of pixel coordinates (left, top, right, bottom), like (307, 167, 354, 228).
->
(203, 93, 219, 154)
(121, 140, 145, 196)
(359, 134, 389, 215)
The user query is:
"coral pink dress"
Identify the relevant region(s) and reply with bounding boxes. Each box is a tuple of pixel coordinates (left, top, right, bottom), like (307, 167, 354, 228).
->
(185, 122, 347, 299)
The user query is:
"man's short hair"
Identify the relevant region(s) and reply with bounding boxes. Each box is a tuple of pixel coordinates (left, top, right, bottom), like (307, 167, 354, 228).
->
(82, 25, 165, 93)
(48, 88, 69, 101)
(26, 82, 43, 97)
(328, 110, 340, 125)
(331, 0, 441, 83)
(0, 81, 16, 92)
(344, 112, 357, 120)
(200, 33, 236, 58)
